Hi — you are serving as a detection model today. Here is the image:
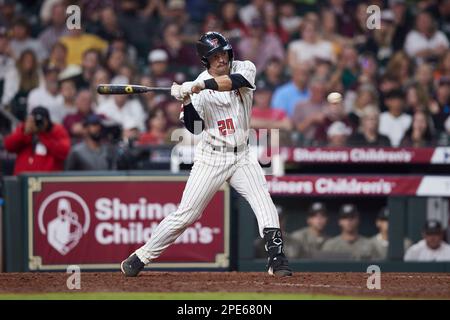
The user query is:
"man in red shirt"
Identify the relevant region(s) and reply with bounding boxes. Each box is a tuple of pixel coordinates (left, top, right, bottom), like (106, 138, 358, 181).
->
(4, 106, 71, 175)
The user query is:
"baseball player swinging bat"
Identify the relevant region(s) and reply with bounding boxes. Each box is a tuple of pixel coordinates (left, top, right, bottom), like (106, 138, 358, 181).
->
(120, 31, 293, 278)
(96, 84, 171, 95)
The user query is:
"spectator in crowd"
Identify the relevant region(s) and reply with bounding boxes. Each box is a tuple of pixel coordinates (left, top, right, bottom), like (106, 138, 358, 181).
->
(378, 89, 413, 146)
(437, 0, 450, 40)
(404, 220, 450, 261)
(384, 51, 413, 89)
(59, 28, 108, 66)
(9, 49, 40, 121)
(90, 7, 124, 42)
(0, 26, 19, 107)
(262, 2, 290, 45)
(27, 63, 64, 123)
(429, 77, 450, 134)
(400, 110, 435, 147)
(97, 77, 146, 132)
(148, 49, 184, 89)
(348, 84, 379, 128)
(378, 74, 403, 111)
(38, 2, 69, 55)
(271, 64, 310, 117)
(278, 2, 302, 38)
(47, 42, 68, 72)
(390, 0, 413, 52)
(349, 106, 391, 147)
(415, 63, 435, 94)
(404, 10, 449, 64)
(321, 204, 377, 261)
(314, 92, 354, 146)
(91, 67, 112, 107)
(106, 48, 127, 79)
(255, 57, 286, 90)
(251, 85, 291, 129)
(239, 0, 269, 27)
(220, 1, 248, 39)
(364, 10, 396, 70)
(157, 22, 198, 73)
(328, 0, 357, 38)
(405, 82, 431, 114)
(4, 106, 70, 175)
(435, 50, 450, 82)
(287, 19, 335, 69)
(293, 77, 328, 144)
(369, 207, 412, 261)
(138, 75, 166, 113)
(164, 100, 184, 137)
(58, 78, 78, 122)
(320, 8, 349, 57)
(290, 202, 329, 259)
(63, 89, 95, 142)
(137, 108, 168, 146)
(237, 18, 285, 73)
(66, 114, 110, 171)
(72, 49, 102, 90)
(330, 45, 360, 92)
(326, 121, 352, 147)
(9, 17, 46, 62)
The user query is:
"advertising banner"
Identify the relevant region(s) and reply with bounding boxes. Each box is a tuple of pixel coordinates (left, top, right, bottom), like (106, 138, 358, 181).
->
(26, 176, 230, 270)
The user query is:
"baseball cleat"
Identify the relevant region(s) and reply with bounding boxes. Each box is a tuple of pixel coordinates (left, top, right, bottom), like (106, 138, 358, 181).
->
(121, 253, 145, 277)
(267, 254, 293, 277)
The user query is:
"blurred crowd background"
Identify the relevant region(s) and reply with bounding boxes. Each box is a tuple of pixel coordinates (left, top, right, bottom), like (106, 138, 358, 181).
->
(0, 0, 450, 173)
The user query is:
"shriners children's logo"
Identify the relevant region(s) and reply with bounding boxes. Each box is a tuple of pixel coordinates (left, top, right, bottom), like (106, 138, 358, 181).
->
(38, 191, 90, 255)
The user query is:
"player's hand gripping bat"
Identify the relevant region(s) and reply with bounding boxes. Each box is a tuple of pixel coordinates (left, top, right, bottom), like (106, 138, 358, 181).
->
(97, 84, 171, 95)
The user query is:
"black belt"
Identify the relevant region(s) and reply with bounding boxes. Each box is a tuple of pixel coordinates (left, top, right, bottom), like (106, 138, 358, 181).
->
(210, 143, 247, 153)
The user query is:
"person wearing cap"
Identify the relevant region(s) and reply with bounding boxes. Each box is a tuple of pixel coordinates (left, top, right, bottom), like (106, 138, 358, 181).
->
(369, 207, 412, 260)
(65, 114, 110, 171)
(148, 49, 184, 88)
(313, 92, 355, 145)
(348, 106, 391, 147)
(404, 220, 450, 261)
(4, 106, 70, 175)
(290, 202, 330, 259)
(404, 10, 449, 63)
(378, 89, 412, 147)
(321, 204, 377, 261)
(326, 121, 352, 147)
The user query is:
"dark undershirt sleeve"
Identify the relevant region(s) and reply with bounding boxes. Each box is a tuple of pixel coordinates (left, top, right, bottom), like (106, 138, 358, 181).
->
(183, 103, 204, 135)
(229, 73, 253, 90)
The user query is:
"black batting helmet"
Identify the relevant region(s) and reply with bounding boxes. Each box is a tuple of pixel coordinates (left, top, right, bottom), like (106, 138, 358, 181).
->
(196, 31, 233, 68)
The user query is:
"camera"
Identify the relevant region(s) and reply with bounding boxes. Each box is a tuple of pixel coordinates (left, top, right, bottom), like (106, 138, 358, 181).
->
(33, 113, 46, 130)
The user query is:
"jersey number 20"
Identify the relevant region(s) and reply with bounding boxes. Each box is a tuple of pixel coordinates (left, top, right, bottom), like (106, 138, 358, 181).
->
(217, 118, 235, 136)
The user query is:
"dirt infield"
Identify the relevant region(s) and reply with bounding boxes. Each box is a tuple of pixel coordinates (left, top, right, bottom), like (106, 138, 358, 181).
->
(0, 272, 449, 299)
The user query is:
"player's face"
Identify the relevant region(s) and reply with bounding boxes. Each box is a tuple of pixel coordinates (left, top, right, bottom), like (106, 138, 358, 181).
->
(339, 216, 359, 233)
(208, 50, 229, 76)
(424, 232, 443, 250)
(308, 213, 328, 232)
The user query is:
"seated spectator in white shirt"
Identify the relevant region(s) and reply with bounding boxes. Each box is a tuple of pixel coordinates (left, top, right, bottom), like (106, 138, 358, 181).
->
(97, 77, 146, 132)
(404, 220, 450, 262)
(378, 89, 412, 146)
(27, 63, 64, 123)
(287, 19, 335, 69)
(404, 11, 449, 64)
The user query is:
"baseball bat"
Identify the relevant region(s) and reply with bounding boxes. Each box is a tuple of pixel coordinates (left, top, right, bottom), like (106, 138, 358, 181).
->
(97, 84, 171, 95)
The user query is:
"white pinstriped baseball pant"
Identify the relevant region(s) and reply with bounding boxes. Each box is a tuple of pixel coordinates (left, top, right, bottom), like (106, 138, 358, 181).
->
(135, 142, 280, 264)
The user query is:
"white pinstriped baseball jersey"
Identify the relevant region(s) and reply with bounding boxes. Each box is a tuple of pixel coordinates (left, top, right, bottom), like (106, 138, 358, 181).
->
(134, 59, 280, 265)
(181, 60, 256, 147)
